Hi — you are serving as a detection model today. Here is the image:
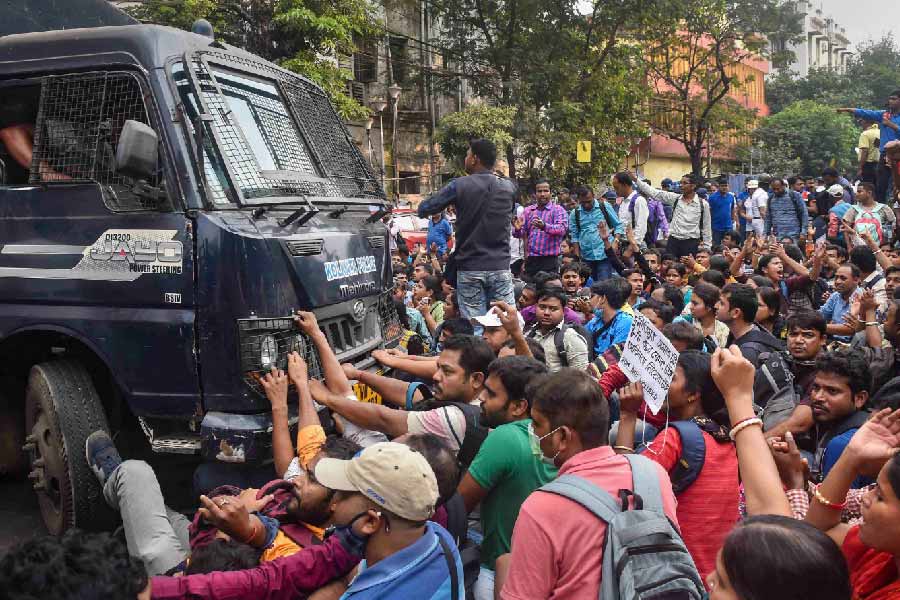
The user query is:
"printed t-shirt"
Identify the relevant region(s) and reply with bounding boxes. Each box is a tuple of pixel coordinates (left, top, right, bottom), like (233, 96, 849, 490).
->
(643, 425, 740, 579)
(407, 403, 471, 453)
(467, 419, 557, 570)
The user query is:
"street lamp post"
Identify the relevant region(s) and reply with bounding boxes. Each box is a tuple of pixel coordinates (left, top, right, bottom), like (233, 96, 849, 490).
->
(388, 83, 402, 200)
(369, 98, 388, 189)
(364, 115, 375, 169)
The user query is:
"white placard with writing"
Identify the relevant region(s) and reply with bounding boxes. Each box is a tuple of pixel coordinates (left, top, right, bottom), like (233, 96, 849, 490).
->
(617, 312, 680, 415)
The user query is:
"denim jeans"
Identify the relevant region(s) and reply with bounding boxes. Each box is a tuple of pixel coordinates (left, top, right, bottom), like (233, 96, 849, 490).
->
(587, 258, 612, 281)
(457, 270, 516, 322)
(474, 566, 496, 600)
(103, 460, 190, 576)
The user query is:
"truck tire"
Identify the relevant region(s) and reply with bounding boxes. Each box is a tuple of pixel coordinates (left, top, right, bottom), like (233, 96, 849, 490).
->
(24, 360, 117, 535)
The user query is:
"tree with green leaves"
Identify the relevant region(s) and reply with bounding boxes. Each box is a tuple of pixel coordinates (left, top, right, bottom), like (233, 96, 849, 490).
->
(748, 100, 857, 175)
(435, 104, 514, 174)
(639, 0, 803, 177)
(429, 0, 657, 183)
(126, 0, 379, 120)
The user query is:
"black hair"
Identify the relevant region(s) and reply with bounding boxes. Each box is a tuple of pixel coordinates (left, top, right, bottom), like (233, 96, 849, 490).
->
(441, 318, 475, 337)
(322, 434, 363, 460)
(400, 434, 459, 507)
(887, 265, 900, 278)
(613, 172, 634, 187)
(663, 322, 705, 351)
(591, 277, 631, 310)
(787, 175, 800, 186)
(757, 253, 778, 274)
(393, 297, 411, 329)
(822, 167, 839, 178)
(815, 350, 871, 396)
(888, 454, 900, 501)
(573, 184, 592, 198)
(398, 244, 410, 255)
(838, 263, 861, 279)
(666, 262, 688, 277)
(534, 177, 550, 189)
(536, 285, 569, 307)
(419, 275, 444, 300)
(659, 283, 686, 314)
(487, 355, 549, 410)
(826, 244, 848, 261)
(441, 334, 495, 379)
(750, 274, 775, 289)
(757, 287, 781, 321)
(530, 369, 609, 447)
(786, 310, 826, 336)
(682, 173, 698, 185)
(0, 530, 148, 598)
(187, 539, 262, 574)
(560, 262, 584, 277)
(393, 264, 408, 276)
(469, 138, 497, 168)
(850, 246, 877, 274)
(644, 248, 661, 261)
(722, 283, 759, 323)
(532, 271, 560, 290)
(692, 281, 722, 311)
(676, 350, 727, 424)
(699, 268, 726, 289)
(639, 298, 677, 324)
(501, 337, 547, 364)
(722, 515, 850, 600)
(783, 244, 804, 264)
(415, 262, 435, 275)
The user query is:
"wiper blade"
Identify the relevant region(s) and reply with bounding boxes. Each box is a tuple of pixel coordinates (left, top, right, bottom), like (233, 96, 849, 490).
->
(277, 196, 319, 227)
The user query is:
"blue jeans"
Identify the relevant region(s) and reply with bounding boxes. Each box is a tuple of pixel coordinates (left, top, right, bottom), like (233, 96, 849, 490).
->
(457, 270, 515, 322)
(587, 258, 612, 281)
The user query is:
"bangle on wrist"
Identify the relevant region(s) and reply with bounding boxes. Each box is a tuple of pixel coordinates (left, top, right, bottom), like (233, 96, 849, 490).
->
(613, 445, 635, 453)
(812, 484, 847, 510)
(729, 417, 763, 441)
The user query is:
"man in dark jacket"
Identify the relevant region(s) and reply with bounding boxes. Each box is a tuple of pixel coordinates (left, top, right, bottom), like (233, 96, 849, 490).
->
(716, 283, 784, 367)
(418, 139, 516, 321)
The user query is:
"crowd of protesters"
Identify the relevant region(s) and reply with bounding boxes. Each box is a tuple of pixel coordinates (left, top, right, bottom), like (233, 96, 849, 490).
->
(5, 101, 900, 600)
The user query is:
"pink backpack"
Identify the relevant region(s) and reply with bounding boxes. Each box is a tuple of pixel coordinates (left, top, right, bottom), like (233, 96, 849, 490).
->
(854, 203, 886, 243)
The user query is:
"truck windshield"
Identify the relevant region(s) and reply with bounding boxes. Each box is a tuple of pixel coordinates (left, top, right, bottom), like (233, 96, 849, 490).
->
(172, 58, 380, 206)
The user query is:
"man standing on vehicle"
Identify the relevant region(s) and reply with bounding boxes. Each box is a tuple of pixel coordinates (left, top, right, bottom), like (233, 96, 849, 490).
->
(514, 179, 569, 280)
(838, 91, 900, 202)
(418, 139, 517, 320)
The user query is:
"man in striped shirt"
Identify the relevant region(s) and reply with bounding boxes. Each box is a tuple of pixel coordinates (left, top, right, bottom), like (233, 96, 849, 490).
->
(514, 179, 568, 279)
(635, 173, 712, 258)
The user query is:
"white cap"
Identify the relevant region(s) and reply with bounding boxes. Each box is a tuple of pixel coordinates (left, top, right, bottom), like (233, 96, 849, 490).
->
(827, 184, 845, 198)
(746, 179, 759, 189)
(472, 307, 525, 330)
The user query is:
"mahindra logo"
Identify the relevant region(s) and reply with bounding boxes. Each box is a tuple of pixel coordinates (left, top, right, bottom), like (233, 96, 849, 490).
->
(351, 300, 367, 322)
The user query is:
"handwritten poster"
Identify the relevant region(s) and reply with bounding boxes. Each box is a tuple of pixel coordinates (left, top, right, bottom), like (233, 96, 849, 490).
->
(617, 313, 680, 414)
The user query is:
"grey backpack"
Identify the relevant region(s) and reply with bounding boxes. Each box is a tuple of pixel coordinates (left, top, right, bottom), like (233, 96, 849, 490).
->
(540, 454, 705, 600)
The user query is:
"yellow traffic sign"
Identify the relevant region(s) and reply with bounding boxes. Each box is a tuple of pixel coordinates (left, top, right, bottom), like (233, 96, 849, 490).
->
(577, 140, 591, 163)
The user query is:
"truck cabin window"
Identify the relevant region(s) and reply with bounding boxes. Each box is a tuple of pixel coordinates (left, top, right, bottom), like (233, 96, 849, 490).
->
(0, 85, 64, 184)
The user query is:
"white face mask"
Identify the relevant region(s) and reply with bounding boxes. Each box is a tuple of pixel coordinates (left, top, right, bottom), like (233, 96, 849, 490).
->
(529, 422, 561, 467)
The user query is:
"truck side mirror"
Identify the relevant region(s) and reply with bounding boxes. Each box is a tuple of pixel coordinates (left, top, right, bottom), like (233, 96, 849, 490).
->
(116, 120, 158, 180)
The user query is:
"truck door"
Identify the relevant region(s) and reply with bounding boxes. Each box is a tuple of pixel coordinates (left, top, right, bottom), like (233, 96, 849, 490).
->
(0, 70, 200, 418)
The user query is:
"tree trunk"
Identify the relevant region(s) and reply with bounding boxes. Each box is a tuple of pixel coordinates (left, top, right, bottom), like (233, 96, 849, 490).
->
(689, 147, 704, 178)
(506, 143, 517, 181)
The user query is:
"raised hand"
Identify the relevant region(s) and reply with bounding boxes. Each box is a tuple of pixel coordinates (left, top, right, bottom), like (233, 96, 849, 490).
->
(597, 219, 610, 240)
(680, 255, 696, 270)
(845, 408, 900, 476)
(260, 367, 289, 410)
(287, 351, 308, 387)
(768, 432, 808, 490)
(490, 301, 522, 336)
(341, 363, 361, 381)
(710, 346, 756, 420)
(198, 494, 269, 544)
(294, 311, 321, 338)
(858, 288, 878, 315)
(617, 382, 645, 415)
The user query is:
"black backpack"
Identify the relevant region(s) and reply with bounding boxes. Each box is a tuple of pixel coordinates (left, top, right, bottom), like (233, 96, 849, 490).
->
(525, 322, 596, 366)
(406, 382, 490, 470)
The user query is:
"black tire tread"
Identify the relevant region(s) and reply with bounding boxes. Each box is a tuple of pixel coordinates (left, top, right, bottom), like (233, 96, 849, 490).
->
(29, 360, 117, 532)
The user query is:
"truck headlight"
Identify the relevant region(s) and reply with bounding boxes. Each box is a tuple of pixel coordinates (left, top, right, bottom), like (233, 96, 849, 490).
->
(260, 335, 278, 368)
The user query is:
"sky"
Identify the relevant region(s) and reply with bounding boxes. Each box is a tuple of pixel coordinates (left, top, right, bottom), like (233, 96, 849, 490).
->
(818, 0, 899, 51)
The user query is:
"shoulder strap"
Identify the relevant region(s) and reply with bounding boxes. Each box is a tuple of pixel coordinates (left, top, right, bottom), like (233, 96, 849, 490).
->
(793, 192, 805, 223)
(437, 532, 460, 600)
(452, 403, 488, 469)
(553, 326, 569, 367)
(666, 422, 706, 494)
(865, 274, 884, 289)
(539, 474, 622, 523)
(575, 206, 581, 231)
(623, 453, 665, 513)
(628, 193, 637, 229)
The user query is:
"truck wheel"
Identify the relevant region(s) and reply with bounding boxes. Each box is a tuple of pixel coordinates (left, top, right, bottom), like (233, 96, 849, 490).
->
(24, 360, 116, 535)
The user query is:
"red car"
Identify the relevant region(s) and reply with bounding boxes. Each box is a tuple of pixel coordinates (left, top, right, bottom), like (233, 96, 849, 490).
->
(392, 208, 454, 253)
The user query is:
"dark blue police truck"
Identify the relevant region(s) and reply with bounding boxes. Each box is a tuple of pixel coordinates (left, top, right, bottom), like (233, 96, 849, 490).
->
(0, 23, 397, 534)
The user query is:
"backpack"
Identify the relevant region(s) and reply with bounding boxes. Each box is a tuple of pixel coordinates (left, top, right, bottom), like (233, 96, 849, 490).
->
(442, 493, 479, 599)
(754, 349, 798, 429)
(855, 203, 887, 244)
(864, 273, 884, 291)
(540, 454, 705, 600)
(789, 191, 807, 227)
(552, 322, 596, 365)
(653, 421, 707, 494)
(408, 383, 490, 470)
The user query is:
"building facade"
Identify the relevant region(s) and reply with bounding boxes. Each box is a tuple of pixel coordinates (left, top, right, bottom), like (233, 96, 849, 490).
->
(770, 1, 853, 77)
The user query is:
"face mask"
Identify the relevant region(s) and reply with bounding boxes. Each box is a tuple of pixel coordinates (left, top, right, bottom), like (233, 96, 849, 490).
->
(323, 509, 378, 542)
(529, 422, 561, 467)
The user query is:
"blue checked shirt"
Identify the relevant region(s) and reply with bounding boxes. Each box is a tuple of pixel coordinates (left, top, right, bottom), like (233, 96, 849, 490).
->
(568, 200, 624, 261)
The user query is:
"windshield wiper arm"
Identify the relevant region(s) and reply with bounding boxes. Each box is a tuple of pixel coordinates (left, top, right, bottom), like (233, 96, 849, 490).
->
(277, 196, 319, 227)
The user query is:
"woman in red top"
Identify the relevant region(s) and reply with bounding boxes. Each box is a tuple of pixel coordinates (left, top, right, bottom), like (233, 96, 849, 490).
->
(616, 350, 739, 581)
(805, 408, 900, 600)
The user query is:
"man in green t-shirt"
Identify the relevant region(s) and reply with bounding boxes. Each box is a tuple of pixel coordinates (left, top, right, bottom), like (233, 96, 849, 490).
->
(456, 355, 555, 600)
